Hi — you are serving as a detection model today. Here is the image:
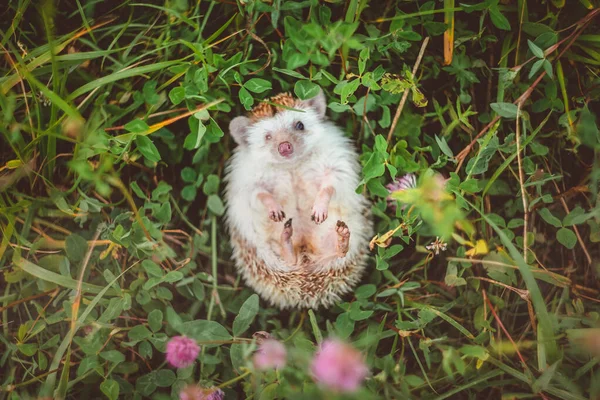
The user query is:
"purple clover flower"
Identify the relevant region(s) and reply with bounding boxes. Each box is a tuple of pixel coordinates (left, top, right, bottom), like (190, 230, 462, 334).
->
(311, 339, 369, 393)
(166, 336, 200, 369)
(386, 173, 417, 212)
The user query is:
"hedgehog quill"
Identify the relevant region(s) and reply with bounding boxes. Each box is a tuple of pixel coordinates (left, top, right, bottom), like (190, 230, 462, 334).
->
(224, 89, 373, 309)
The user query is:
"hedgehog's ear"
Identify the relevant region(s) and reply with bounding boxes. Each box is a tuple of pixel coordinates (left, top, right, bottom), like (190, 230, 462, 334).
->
(301, 88, 326, 119)
(229, 116, 251, 146)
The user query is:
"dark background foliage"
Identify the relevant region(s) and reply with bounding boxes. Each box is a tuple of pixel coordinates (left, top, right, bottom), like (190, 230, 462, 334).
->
(1, 0, 599, 399)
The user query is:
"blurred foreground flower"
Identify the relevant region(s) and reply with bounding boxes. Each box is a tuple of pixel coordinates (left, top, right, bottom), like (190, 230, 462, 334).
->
(179, 385, 224, 400)
(311, 339, 368, 393)
(390, 171, 458, 239)
(567, 328, 600, 358)
(386, 173, 417, 211)
(166, 336, 200, 368)
(253, 339, 287, 370)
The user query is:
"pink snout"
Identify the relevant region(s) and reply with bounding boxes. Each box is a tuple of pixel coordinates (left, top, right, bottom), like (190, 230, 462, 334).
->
(278, 141, 294, 157)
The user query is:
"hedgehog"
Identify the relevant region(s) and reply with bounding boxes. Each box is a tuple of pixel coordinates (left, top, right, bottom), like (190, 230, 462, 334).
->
(224, 88, 373, 309)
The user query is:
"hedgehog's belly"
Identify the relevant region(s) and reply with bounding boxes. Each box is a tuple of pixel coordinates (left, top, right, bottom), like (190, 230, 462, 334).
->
(230, 229, 370, 309)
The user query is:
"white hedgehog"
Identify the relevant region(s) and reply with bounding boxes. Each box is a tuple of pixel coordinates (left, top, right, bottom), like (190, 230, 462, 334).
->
(224, 89, 373, 309)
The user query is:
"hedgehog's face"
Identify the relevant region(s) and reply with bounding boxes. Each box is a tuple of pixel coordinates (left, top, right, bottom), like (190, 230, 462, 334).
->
(229, 89, 327, 165)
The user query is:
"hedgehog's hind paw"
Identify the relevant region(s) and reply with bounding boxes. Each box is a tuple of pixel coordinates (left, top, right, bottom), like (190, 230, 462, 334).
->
(280, 219, 296, 264)
(335, 220, 350, 258)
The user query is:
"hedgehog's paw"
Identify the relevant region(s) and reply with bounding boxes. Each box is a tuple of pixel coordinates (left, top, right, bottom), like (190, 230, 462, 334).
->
(280, 219, 296, 264)
(268, 206, 286, 222)
(282, 218, 293, 241)
(310, 203, 328, 224)
(335, 220, 350, 258)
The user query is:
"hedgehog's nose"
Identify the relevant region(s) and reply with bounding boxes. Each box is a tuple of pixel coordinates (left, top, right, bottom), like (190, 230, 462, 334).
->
(278, 141, 294, 157)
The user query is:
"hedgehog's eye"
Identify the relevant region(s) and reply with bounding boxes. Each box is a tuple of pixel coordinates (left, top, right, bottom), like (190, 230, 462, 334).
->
(265, 133, 272, 141)
(294, 121, 304, 131)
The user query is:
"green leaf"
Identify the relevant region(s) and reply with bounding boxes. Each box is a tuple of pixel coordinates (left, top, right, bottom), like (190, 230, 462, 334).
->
(164, 270, 184, 283)
(183, 120, 206, 150)
(139, 341, 152, 359)
(169, 86, 186, 105)
(404, 375, 425, 387)
(142, 260, 163, 278)
(539, 208, 562, 228)
(376, 255, 389, 271)
(578, 106, 600, 148)
(232, 294, 259, 336)
(465, 134, 499, 175)
(556, 227, 577, 249)
(258, 383, 279, 400)
(381, 73, 411, 94)
(348, 303, 373, 321)
(166, 306, 183, 331)
(366, 179, 389, 198)
(124, 119, 150, 133)
(179, 320, 232, 344)
(203, 174, 220, 195)
(136, 372, 157, 396)
(181, 167, 196, 183)
(135, 135, 161, 163)
(148, 310, 163, 332)
(335, 313, 355, 339)
(207, 195, 225, 216)
(435, 135, 454, 158)
(355, 284, 376, 299)
(532, 361, 560, 393)
(205, 118, 224, 143)
(77, 356, 100, 377)
(410, 86, 428, 107)
(244, 78, 272, 94)
(360, 152, 386, 185)
(529, 59, 545, 79)
(142, 80, 160, 105)
(155, 369, 176, 387)
(542, 59, 553, 78)
(128, 325, 152, 341)
(563, 207, 588, 226)
(18, 343, 38, 356)
(64, 234, 88, 263)
(294, 80, 320, 100)
(239, 87, 254, 110)
(100, 379, 119, 400)
(489, 6, 511, 30)
(490, 102, 518, 119)
(340, 78, 361, 104)
(459, 345, 488, 360)
(308, 309, 323, 344)
(181, 185, 197, 202)
(100, 350, 126, 364)
(527, 39, 544, 58)
(273, 67, 306, 79)
(459, 179, 481, 194)
(358, 47, 369, 75)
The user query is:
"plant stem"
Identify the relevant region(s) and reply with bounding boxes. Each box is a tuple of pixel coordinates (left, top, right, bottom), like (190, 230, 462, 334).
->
(217, 370, 252, 389)
(515, 102, 528, 260)
(386, 37, 430, 145)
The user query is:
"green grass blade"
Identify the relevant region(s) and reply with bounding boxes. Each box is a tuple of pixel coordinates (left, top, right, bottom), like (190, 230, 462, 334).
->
(68, 60, 182, 100)
(456, 194, 560, 366)
(15, 258, 113, 295)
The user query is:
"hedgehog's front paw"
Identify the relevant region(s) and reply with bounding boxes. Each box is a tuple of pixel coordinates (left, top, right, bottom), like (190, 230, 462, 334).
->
(268, 206, 286, 222)
(311, 203, 328, 224)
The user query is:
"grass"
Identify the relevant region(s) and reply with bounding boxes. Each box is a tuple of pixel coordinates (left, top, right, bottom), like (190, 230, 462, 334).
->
(1, 0, 600, 399)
